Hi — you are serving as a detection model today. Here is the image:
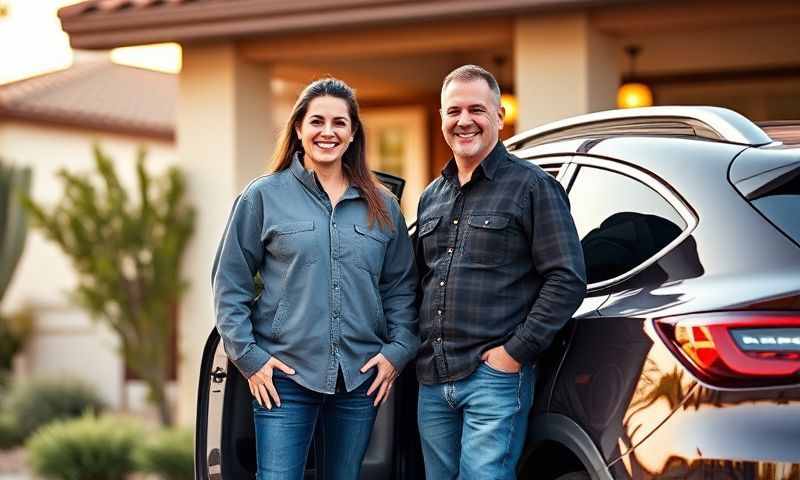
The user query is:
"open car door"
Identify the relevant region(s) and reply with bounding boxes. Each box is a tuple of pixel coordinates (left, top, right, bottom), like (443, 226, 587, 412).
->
(195, 172, 423, 480)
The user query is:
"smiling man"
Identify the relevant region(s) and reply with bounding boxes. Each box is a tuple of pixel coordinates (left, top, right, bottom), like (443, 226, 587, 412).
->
(414, 65, 587, 479)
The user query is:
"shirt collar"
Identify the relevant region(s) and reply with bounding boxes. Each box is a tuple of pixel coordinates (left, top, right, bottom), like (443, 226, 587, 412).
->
(290, 151, 320, 194)
(289, 151, 361, 201)
(441, 140, 506, 185)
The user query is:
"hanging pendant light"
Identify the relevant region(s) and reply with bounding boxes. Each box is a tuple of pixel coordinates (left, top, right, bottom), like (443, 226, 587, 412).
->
(617, 45, 653, 109)
(493, 55, 518, 125)
(500, 93, 519, 125)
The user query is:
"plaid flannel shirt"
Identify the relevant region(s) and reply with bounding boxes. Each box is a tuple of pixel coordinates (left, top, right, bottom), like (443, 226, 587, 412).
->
(415, 141, 586, 384)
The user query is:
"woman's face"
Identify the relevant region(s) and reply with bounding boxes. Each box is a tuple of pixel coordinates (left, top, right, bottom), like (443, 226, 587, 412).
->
(295, 95, 355, 168)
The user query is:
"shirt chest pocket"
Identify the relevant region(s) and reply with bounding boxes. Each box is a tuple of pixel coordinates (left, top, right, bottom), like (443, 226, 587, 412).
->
(418, 216, 442, 265)
(351, 224, 390, 275)
(463, 214, 511, 266)
(269, 221, 320, 265)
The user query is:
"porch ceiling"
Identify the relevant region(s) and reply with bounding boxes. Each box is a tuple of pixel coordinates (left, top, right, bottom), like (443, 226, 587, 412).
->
(58, 0, 631, 49)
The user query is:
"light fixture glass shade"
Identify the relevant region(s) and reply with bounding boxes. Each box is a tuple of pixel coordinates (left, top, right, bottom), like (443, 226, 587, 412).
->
(501, 93, 518, 124)
(617, 82, 653, 108)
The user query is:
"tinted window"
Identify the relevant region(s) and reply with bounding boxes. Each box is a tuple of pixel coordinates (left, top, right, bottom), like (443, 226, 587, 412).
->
(751, 173, 800, 243)
(568, 166, 686, 284)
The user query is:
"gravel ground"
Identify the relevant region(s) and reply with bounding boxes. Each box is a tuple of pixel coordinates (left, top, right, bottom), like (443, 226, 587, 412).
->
(0, 448, 30, 480)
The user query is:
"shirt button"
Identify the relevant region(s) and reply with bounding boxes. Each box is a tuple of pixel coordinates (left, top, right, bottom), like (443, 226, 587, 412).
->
(439, 281, 445, 287)
(453, 219, 459, 225)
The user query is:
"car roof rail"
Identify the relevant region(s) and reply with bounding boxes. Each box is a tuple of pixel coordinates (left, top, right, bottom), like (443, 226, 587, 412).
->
(505, 106, 776, 150)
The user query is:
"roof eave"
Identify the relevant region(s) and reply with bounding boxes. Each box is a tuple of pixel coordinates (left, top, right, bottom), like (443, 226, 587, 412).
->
(59, 0, 630, 49)
(0, 108, 175, 142)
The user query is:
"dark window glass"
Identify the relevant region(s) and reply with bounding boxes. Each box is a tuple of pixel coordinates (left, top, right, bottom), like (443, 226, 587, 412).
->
(751, 173, 800, 243)
(568, 166, 686, 284)
(543, 167, 560, 178)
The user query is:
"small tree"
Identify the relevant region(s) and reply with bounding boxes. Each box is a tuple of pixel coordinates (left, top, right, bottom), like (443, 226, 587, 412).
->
(24, 146, 195, 425)
(0, 159, 33, 379)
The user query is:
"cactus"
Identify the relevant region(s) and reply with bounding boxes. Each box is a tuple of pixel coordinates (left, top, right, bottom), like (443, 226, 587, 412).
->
(0, 159, 31, 306)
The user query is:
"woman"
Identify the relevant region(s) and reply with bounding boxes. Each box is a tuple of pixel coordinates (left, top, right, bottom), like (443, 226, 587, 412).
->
(212, 78, 418, 480)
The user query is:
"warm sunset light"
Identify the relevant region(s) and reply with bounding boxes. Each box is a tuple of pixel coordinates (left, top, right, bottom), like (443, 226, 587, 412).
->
(0, 0, 181, 85)
(110, 43, 182, 74)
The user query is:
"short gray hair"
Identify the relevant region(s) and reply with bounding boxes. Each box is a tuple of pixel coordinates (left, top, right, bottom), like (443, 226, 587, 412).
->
(441, 65, 501, 105)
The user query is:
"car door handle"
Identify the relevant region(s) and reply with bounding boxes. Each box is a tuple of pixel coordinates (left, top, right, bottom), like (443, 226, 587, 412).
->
(210, 367, 227, 384)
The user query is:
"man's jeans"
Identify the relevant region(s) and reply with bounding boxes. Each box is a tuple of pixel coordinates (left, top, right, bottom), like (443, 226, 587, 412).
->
(418, 362, 535, 480)
(252, 373, 377, 480)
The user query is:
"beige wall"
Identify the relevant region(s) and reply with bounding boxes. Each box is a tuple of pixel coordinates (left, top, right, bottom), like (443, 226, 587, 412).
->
(513, 12, 619, 131)
(176, 43, 280, 426)
(0, 120, 175, 413)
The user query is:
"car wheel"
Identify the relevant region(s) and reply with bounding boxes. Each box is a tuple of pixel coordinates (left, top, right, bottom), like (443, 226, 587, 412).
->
(554, 472, 590, 480)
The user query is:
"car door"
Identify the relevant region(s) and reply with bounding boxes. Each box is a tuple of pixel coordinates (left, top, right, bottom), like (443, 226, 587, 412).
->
(196, 172, 413, 480)
(546, 156, 699, 465)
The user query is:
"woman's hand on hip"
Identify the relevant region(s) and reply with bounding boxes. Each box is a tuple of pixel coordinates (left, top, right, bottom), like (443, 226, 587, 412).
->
(361, 353, 397, 407)
(248, 356, 295, 410)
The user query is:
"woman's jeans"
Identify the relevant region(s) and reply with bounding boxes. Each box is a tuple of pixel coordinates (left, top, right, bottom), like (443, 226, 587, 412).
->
(252, 373, 378, 480)
(417, 362, 535, 480)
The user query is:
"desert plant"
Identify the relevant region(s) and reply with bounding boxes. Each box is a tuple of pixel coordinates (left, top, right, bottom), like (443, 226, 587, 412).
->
(0, 306, 33, 378)
(0, 160, 32, 377)
(26, 414, 144, 480)
(4, 376, 106, 441)
(0, 411, 24, 449)
(23, 145, 195, 425)
(0, 159, 31, 306)
(134, 427, 193, 480)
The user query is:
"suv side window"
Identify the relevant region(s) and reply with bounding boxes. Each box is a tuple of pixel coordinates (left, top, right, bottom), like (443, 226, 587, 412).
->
(567, 166, 687, 285)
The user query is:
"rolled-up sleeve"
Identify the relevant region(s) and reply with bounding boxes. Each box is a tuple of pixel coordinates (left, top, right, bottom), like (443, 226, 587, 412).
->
(504, 175, 587, 363)
(378, 200, 420, 372)
(212, 193, 270, 378)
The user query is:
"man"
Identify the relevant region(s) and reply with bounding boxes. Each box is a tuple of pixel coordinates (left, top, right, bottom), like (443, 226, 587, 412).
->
(415, 64, 587, 479)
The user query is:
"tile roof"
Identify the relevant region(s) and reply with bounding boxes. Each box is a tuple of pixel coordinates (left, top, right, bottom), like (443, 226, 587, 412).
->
(760, 122, 800, 146)
(0, 56, 175, 140)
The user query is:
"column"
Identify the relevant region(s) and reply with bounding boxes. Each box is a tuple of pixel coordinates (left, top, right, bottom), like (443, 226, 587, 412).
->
(175, 43, 276, 426)
(514, 13, 619, 132)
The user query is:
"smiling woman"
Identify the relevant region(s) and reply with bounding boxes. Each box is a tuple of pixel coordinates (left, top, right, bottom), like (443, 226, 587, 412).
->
(211, 77, 419, 480)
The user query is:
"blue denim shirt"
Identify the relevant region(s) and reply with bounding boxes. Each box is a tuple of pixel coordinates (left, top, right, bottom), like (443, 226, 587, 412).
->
(213, 154, 419, 393)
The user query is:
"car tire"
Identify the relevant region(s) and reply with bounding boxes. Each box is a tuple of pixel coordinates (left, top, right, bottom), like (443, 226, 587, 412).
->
(554, 472, 590, 480)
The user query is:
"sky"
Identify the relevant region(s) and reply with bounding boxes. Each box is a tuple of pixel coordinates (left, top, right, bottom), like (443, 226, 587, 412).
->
(0, 0, 181, 85)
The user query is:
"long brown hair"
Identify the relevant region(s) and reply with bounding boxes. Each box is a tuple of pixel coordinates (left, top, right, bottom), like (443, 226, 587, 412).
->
(271, 78, 392, 230)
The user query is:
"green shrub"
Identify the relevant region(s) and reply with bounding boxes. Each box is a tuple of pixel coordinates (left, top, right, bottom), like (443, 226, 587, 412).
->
(0, 411, 23, 449)
(0, 307, 34, 377)
(135, 427, 193, 480)
(26, 414, 144, 480)
(5, 377, 106, 439)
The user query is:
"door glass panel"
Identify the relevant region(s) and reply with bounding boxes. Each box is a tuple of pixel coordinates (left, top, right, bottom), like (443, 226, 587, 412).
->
(362, 107, 428, 217)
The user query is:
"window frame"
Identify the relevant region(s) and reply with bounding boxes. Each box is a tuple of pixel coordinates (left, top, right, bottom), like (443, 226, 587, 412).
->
(562, 155, 699, 291)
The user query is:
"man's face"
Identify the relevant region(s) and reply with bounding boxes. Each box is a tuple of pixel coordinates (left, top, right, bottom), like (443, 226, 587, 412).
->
(440, 79, 504, 164)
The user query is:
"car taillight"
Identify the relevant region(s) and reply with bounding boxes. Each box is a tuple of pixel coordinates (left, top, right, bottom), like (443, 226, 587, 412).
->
(654, 312, 800, 388)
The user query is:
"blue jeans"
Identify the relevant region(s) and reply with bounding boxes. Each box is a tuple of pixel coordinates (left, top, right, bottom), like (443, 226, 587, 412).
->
(417, 362, 535, 480)
(252, 373, 377, 480)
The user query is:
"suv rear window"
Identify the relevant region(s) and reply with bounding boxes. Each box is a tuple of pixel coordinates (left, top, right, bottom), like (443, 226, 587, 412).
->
(751, 173, 800, 243)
